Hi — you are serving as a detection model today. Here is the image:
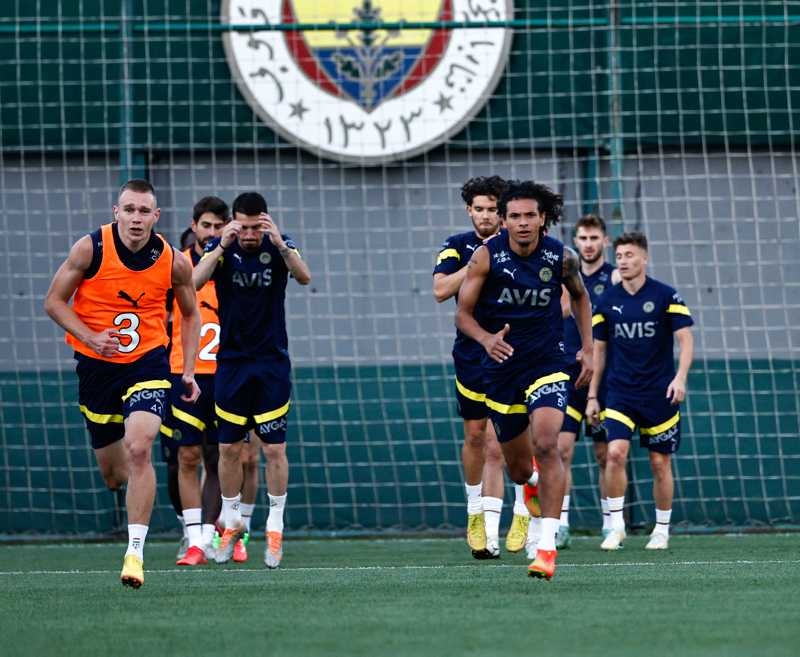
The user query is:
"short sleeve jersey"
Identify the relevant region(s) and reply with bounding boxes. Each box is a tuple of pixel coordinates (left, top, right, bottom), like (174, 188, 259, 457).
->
(170, 248, 220, 375)
(593, 277, 694, 398)
(562, 261, 617, 359)
(479, 232, 566, 374)
(204, 234, 299, 361)
(433, 230, 486, 359)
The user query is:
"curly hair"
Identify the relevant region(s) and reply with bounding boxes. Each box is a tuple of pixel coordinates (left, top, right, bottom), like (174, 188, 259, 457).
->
(498, 180, 564, 235)
(460, 175, 508, 206)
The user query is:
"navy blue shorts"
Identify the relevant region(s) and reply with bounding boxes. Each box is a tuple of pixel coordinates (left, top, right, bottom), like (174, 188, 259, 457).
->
(168, 373, 218, 448)
(604, 391, 681, 454)
(453, 350, 488, 420)
(560, 362, 607, 442)
(160, 407, 178, 465)
(215, 358, 291, 445)
(484, 362, 569, 443)
(76, 355, 170, 450)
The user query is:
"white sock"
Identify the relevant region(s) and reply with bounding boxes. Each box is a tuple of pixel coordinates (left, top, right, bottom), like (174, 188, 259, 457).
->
(465, 482, 483, 515)
(240, 503, 255, 534)
(527, 468, 539, 487)
(267, 493, 287, 533)
(654, 508, 672, 537)
(539, 517, 559, 551)
(513, 485, 528, 516)
(482, 496, 502, 539)
(201, 523, 216, 546)
(125, 524, 148, 560)
(601, 498, 612, 531)
(528, 516, 542, 542)
(221, 493, 242, 530)
(608, 495, 625, 531)
(560, 495, 570, 526)
(182, 508, 203, 548)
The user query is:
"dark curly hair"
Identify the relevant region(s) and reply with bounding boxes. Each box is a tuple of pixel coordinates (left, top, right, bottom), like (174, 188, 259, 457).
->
(460, 175, 508, 206)
(498, 180, 564, 235)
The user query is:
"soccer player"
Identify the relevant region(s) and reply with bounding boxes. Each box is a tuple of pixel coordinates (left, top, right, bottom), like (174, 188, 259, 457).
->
(455, 180, 594, 579)
(192, 192, 310, 568)
(556, 215, 621, 548)
(586, 231, 694, 550)
(434, 176, 532, 559)
(45, 179, 201, 588)
(171, 197, 229, 566)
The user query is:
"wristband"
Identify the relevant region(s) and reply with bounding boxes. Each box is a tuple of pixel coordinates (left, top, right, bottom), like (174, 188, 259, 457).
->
(218, 243, 227, 251)
(587, 396, 597, 400)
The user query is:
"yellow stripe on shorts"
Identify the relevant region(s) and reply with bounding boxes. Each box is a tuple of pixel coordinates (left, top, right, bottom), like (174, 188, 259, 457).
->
(566, 405, 583, 422)
(523, 372, 570, 399)
(215, 404, 248, 426)
(254, 400, 291, 424)
(455, 377, 486, 403)
(122, 379, 171, 402)
(172, 406, 206, 432)
(605, 408, 636, 430)
(485, 398, 528, 415)
(640, 411, 680, 435)
(79, 405, 123, 424)
(161, 425, 174, 438)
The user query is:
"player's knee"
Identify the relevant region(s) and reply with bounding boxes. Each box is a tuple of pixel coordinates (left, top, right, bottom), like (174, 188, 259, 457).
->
(505, 460, 533, 486)
(484, 440, 504, 468)
(262, 442, 286, 463)
(463, 427, 485, 451)
(558, 440, 574, 464)
(102, 467, 127, 491)
(125, 441, 152, 470)
(533, 438, 559, 463)
(218, 441, 243, 462)
(178, 445, 202, 471)
(606, 443, 628, 469)
(650, 456, 672, 480)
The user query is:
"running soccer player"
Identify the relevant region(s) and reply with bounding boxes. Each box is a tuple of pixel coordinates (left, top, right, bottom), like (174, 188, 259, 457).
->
(586, 231, 694, 550)
(556, 215, 621, 549)
(45, 179, 201, 588)
(171, 197, 229, 566)
(455, 180, 594, 580)
(434, 176, 533, 559)
(192, 192, 310, 568)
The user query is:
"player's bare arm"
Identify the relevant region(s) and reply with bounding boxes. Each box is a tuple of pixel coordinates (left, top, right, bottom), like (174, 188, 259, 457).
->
(560, 285, 572, 319)
(563, 246, 594, 388)
(45, 235, 122, 358)
(454, 246, 513, 363)
(172, 249, 201, 403)
(611, 268, 622, 285)
(260, 213, 311, 285)
(667, 326, 694, 405)
(193, 221, 240, 290)
(433, 268, 468, 303)
(586, 339, 607, 427)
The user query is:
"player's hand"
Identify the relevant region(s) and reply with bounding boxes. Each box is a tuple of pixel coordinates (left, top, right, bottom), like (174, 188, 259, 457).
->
(92, 328, 121, 358)
(220, 221, 241, 249)
(666, 376, 686, 406)
(574, 345, 594, 389)
(482, 324, 514, 363)
(259, 213, 284, 249)
(586, 398, 601, 427)
(181, 374, 201, 403)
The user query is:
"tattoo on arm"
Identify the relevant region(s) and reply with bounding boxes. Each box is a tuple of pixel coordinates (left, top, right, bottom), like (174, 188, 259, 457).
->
(467, 257, 478, 270)
(280, 247, 292, 258)
(563, 247, 586, 296)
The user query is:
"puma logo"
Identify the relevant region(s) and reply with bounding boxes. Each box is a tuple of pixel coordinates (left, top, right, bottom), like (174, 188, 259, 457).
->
(503, 268, 517, 280)
(612, 305, 624, 314)
(233, 253, 243, 263)
(118, 290, 145, 309)
(200, 301, 218, 315)
(466, 244, 477, 251)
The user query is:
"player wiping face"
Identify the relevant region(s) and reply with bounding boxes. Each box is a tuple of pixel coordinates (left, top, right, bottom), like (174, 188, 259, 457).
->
(222, 212, 283, 252)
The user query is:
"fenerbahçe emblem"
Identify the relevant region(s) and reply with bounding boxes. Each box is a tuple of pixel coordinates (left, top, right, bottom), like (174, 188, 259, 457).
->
(222, 0, 513, 163)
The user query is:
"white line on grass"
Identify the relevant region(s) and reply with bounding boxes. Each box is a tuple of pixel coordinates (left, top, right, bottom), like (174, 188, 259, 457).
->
(2, 559, 799, 576)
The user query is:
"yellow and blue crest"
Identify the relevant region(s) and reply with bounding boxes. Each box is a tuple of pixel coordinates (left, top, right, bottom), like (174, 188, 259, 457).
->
(283, 0, 451, 112)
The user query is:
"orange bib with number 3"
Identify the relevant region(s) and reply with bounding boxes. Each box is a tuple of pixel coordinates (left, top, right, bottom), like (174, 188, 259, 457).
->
(67, 222, 173, 363)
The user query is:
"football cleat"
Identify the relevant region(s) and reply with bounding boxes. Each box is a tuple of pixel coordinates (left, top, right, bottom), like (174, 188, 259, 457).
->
(555, 525, 572, 550)
(176, 534, 189, 561)
(204, 541, 217, 561)
(467, 512, 489, 558)
(527, 549, 557, 580)
(523, 484, 541, 518)
(233, 533, 250, 562)
(177, 545, 208, 566)
(602, 528, 611, 539)
(264, 531, 283, 569)
(525, 536, 539, 559)
(121, 555, 144, 589)
(505, 514, 529, 553)
(600, 527, 627, 550)
(485, 535, 500, 558)
(212, 532, 221, 551)
(645, 533, 669, 550)
(215, 523, 244, 564)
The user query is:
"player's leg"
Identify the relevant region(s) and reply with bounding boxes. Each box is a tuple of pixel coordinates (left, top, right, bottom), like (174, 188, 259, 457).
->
(640, 403, 680, 550)
(175, 444, 207, 565)
(481, 420, 505, 558)
(592, 437, 611, 537)
(93, 440, 128, 492)
(234, 432, 261, 562)
(201, 441, 221, 557)
(556, 430, 577, 549)
(262, 441, 288, 569)
(601, 402, 637, 550)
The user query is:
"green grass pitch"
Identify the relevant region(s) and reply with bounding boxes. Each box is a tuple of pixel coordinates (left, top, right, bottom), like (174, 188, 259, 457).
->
(1, 534, 799, 655)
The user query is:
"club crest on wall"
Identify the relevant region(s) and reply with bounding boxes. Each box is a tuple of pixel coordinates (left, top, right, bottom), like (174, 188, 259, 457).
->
(222, 0, 513, 163)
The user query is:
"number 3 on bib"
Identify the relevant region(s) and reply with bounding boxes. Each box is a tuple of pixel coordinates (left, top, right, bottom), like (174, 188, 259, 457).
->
(113, 312, 141, 353)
